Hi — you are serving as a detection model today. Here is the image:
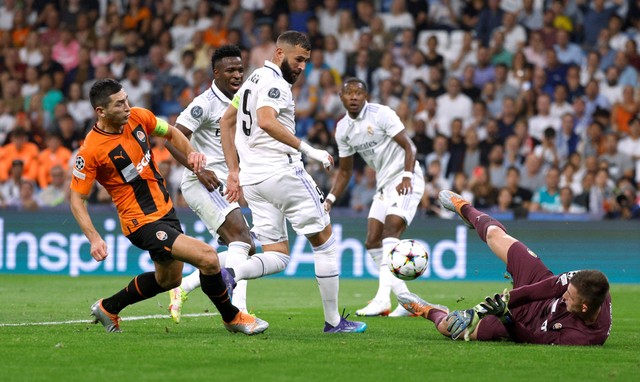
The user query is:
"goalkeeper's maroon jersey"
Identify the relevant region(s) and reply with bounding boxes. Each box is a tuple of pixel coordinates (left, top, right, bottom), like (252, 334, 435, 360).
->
(477, 242, 612, 345)
(506, 273, 612, 345)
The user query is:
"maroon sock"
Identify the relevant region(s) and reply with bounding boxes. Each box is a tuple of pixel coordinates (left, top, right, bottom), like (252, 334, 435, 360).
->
(460, 205, 507, 242)
(427, 309, 448, 326)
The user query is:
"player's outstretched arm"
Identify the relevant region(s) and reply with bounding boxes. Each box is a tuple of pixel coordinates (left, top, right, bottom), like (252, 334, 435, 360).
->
(325, 155, 354, 212)
(70, 189, 108, 262)
(165, 124, 220, 192)
(161, 124, 206, 173)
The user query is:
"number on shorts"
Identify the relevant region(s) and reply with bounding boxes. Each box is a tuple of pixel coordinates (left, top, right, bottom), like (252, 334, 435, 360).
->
(316, 186, 325, 203)
(241, 89, 252, 136)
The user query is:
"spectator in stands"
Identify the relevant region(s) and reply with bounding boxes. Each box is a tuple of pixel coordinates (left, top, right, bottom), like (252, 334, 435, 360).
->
(470, 165, 498, 209)
(0, 159, 25, 207)
(0, 127, 39, 183)
(533, 126, 560, 169)
(599, 133, 634, 181)
(37, 133, 72, 189)
(39, 165, 68, 207)
(520, 153, 547, 193)
(64, 48, 95, 94)
(460, 64, 481, 100)
(109, 45, 129, 81)
(580, 121, 606, 159)
(523, 31, 547, 69)
(554, 29, 583, 66)
(66, 82, 94, 131)
(618, 116, 640, 163)
(436, 77, 472, 138)
(599, 66, 624, 106)
(422, 35, 444, 71)
(473, 46, 496, 89)
(487, 143, 507, 188)
(550, 84, 574, 119)
(530, 166, 562, 213)
(323, 34, 346, 76)
(517, 0, 543, 31)
(346, 48, 374, 91)
(448, 30, 477, 79)
(497, 11, 526, 54)
(579, 0, 623, 48)
(17, 180, 40, 211)
(52, 27, 81, 74)
(411, 119, 432, 164)
(503, 133, 526, 169)
(121, 65, 152, 109)
(475, 0, 503, 47)
(589, 168, 615, 217)
(38, 5, 61, 46)
(317, 0, 340, 37)
(19, 31, 43, 67)
(559, 186, 587, 214)
(504, 165, 532, 213)
(56, 114, 83, 152)
(349, 166, 377, 213)
(461, 0, 484, 31)
(528, 93, 561, 142)
(123, 0, 151, 35)
(426, 135, 450, 180)
(613, 51, 638, 88)
(557, 113, 581, 163)
(488, 30, 513, 68)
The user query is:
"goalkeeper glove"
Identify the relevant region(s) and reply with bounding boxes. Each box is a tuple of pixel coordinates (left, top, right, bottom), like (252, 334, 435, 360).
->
(479, 289, 512, 324)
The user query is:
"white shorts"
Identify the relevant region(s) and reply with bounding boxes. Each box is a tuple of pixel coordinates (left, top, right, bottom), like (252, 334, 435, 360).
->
(242, 165, 330, 244)
(368, 167, 425, 225)
(180, 176, 240, 237)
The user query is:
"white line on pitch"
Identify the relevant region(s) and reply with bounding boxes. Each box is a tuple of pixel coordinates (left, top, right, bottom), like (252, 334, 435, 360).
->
(0, 312, 219, 327)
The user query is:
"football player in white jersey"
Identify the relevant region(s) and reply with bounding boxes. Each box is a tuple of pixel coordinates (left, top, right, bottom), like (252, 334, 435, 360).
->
(219, 31, 367, 333)
(325, 78, 426, 317)
(165, 45, 254, 323)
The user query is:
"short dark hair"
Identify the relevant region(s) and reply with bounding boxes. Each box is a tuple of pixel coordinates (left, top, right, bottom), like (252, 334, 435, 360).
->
(89, 78, 123, 108)
(571, 270, 609, 310)
(277, 31, 311, 51)
(211, 45, 242, 70)
(342, 77, 368, 93)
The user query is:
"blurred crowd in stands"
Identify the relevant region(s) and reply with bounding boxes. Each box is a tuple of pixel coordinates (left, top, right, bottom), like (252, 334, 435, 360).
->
(0, 0, 639, 220)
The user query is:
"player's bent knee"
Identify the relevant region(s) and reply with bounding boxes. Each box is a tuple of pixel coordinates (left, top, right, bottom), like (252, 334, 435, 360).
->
(365, 239, 382, 250)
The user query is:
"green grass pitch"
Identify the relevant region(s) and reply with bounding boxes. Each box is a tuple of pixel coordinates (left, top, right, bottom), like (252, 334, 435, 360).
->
(1, 275, 638, 382)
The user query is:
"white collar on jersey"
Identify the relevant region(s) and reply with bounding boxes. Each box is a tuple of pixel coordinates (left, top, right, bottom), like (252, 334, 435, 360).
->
(264, 60, 284, 78)
(346, 101, 369, 123)
(210, 81, 231, 103)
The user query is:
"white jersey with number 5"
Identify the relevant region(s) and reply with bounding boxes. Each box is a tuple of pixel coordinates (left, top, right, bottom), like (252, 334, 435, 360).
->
(335, 102, 417, 190)
(176, 82, 231, 186)
(232, 60, 302, 185)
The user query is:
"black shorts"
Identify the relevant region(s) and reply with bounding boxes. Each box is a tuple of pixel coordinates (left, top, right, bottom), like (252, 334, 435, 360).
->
(476, 241, 553, 341)
(127, 209, 183, 262)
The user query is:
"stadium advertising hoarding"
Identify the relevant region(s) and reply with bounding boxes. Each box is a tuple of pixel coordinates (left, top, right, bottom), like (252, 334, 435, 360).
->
(0, 209, 638, 283)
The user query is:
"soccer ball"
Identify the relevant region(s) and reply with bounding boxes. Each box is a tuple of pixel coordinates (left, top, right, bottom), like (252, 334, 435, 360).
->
(387, 239, 429, 281)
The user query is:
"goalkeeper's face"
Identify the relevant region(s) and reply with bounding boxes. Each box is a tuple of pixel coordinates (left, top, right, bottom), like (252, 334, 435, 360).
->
(340, 82, 367, 117)
(214, 56, 244, 99)
(562, 283, 588, 315)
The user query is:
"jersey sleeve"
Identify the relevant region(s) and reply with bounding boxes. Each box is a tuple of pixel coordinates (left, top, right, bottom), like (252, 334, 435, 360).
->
(131, 107, 169, 137)
(256, 83, 289, 114)
(378, 105, 405, 138)
(504, 321, 594, 345)
(69, 145, 97, 195)
(508, 274, 568, 309)
(335, 121, 355, 158)
(176, 98, 207, 133)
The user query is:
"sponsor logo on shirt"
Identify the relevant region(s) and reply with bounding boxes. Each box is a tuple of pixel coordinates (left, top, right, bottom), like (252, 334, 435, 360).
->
(156, 231, 168, 241)
(136, 130, 146, 142)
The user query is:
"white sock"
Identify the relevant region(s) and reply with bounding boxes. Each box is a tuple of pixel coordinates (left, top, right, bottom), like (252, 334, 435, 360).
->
(382, 238, 410, 297)
(370, 247, 392, 303)
(233, 251, 289, 280)
(226, 242, 251, 311)
(180, 250, 229, 294)
(314, 235, 340, 326)
(181, 269, 202, 294)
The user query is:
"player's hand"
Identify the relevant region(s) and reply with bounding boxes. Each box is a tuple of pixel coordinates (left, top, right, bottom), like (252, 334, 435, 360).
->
(480, 289, 512, 324)
(396, 177, 413, 195)
(324, 199, 333, 213)
(90, 238, 108, 262)
(299, 141, 334, 170)
(196, 169, 221, 192)
(224, 171, 241, 202)
(188, 152, 207, 174)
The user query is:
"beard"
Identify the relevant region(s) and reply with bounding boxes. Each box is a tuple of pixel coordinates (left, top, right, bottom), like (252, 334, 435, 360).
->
(280, 58, 298, 84)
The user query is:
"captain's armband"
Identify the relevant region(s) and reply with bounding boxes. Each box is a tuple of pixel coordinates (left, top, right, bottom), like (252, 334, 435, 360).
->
(153, 118, 169, 136)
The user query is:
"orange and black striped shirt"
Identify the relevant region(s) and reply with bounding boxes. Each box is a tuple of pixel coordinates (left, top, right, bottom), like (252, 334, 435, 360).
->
(70, 107, 173, 235)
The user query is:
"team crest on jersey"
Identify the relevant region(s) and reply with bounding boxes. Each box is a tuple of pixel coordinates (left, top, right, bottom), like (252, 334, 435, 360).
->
(367, 126, 374, 135)
(136, 130, 146, 142)
(156, 231, 168, 241)
(191, 105, 204, 118)
(527, 248, 538, 258)
(552, 323, 563, 330)
(268, 88, 280, 98)
(75, 156, 85, 170)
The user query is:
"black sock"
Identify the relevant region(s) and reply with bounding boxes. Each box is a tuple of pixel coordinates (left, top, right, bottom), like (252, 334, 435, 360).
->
(102, 272, 167, 314)
(199, 272, 239, 323)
